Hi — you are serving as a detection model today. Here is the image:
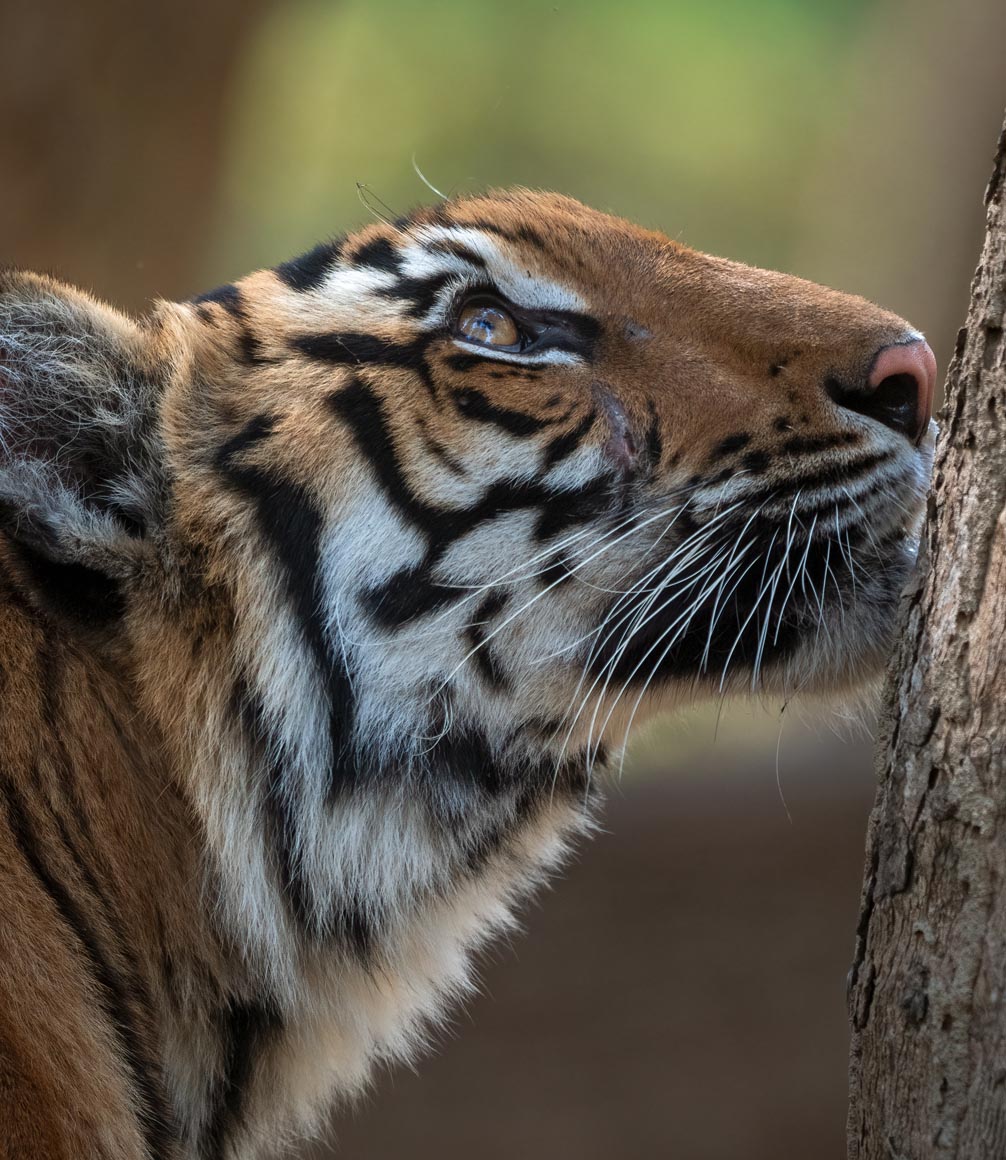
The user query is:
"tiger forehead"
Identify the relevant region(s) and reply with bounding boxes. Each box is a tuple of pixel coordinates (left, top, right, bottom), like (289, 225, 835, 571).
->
(418, 193, 666, 312)
(271, 190, 666, 319)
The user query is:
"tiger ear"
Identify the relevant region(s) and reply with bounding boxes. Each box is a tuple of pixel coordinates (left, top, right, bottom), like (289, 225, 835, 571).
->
(0, 271, 164, 599)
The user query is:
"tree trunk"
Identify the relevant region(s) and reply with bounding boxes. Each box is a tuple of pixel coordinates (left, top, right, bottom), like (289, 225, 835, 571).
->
(848, 109, 1006, 1158)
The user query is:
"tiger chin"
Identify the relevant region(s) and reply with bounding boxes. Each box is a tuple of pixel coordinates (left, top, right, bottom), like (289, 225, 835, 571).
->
(0, 189, 934, 1159)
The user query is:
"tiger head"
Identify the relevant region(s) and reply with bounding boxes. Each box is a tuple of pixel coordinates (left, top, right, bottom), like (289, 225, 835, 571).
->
(0, 188, 934, 959)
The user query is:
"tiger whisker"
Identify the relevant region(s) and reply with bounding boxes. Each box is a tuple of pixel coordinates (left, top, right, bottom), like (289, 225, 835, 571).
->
(604, 542, 756, 775)
(580, 535, 742, 768)
(716, 527, 782, 692)
(550, 514, 741, 777)
(434, 498, 695, 697)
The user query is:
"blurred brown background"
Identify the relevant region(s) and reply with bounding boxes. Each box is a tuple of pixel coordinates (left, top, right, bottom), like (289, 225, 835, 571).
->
(2, 0, 1003, 1156)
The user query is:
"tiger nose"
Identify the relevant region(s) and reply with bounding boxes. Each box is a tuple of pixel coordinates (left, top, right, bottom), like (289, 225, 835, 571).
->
(828, 338, 937, 445)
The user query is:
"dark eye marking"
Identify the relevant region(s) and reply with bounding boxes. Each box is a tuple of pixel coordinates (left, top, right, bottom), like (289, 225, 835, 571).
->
(444, 352, 502, 373)
(446, 353, 544, 380)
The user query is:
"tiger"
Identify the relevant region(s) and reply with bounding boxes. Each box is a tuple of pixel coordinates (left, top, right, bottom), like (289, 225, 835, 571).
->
(0, 188, 936, 1159)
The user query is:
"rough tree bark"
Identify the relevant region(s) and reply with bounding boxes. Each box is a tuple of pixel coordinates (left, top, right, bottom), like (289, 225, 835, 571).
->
(848, 109, 1006, 1158)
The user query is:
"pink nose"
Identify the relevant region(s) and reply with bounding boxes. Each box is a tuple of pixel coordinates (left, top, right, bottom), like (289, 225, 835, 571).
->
(866, 338, 938, 445)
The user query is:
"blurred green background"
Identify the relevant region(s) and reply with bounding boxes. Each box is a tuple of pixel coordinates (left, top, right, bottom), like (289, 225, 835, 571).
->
(2, 0, 1004, 1156)
(215, 0, 869, 272)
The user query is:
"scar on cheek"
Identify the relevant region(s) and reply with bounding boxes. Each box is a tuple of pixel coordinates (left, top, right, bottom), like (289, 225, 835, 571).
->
(592, 382, 638, 471)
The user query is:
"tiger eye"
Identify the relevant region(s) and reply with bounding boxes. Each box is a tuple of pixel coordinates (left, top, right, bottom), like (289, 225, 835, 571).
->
(456, 302, 520, 348)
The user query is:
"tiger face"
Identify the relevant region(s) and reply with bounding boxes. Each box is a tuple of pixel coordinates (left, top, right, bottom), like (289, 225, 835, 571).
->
(168, 189, 933, 779)
(0, 189, 935, 1156)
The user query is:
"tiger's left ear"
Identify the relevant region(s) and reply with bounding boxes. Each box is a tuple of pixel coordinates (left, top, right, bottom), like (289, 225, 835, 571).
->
(0, 271, 165, 608)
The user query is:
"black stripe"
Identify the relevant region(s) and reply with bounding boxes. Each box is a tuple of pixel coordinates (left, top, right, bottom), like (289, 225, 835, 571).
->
(461, 218, 550, 252)
(292, 330, 427, 372)
(0, 770, 176, 1159)
(538, 552, 574, 588)
(201, 999, 282, 1160)
(39, 762, 178, 1073)
(4, 539, 126, 627)
(534, 474, 615, 541)
(586, 508, 864, 683)
(193, 284, 242, 317)
(363, 563, 466, 628)
(350, 236, 403, 274)
(416, 417, 467, 477)
(426, 240, 488, 269)
(463, 591, 510, 690)
(217, 419, 359, 799)
(741, 449, 771, 475)
(216, 413, 275, 463)
(275, 240, 344, 292)
(330, 377, 618, 627)
(710, 432, 751, 459)
(191, 284, 270, 366)
(237, 327, 267, 366)
(320, 351, 545, 516)
(376, 271, 454, 318)
(233, 682, 313, 931)
(233, 679, 378, 957)
(330, 902, 376, 960)
(781, 431, 860, 455)
(542, 409, 597, 471)
(742, 450, 896, 504)
(453, 387, 552, 436)
(327, 378, 445, 529)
